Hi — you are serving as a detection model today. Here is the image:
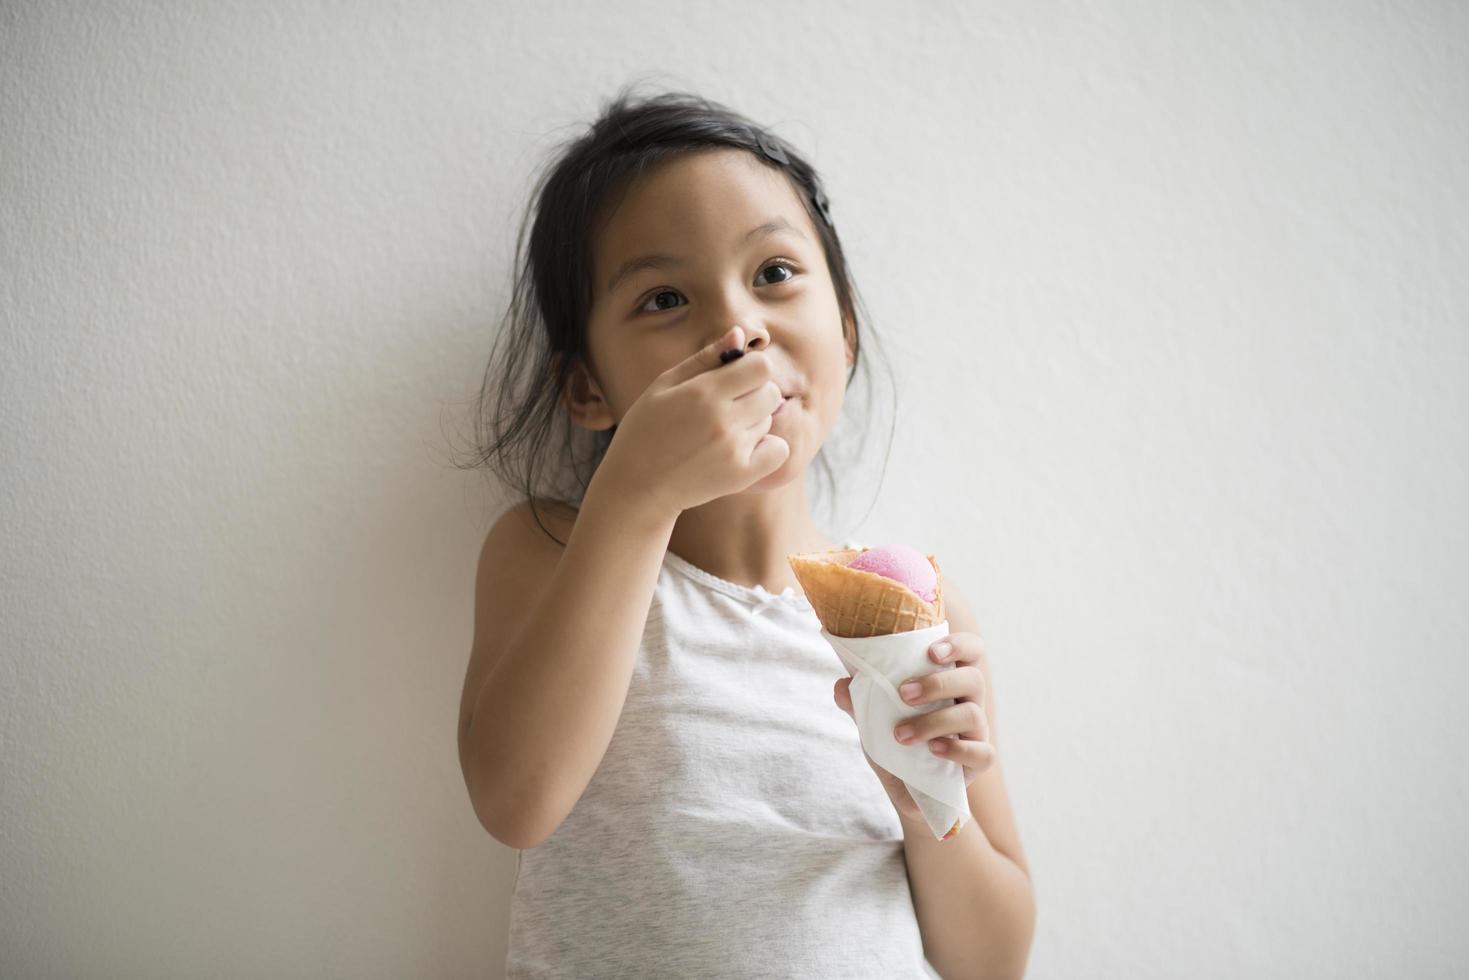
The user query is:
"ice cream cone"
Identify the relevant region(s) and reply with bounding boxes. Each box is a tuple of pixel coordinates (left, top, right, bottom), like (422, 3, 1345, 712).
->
(786, 548, 945, 638)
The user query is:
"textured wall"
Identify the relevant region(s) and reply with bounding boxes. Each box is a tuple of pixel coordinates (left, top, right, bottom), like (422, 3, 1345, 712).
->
(2, 1, 1465, 977)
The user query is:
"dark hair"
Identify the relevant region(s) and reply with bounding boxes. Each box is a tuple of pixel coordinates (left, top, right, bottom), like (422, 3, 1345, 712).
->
(448, 82, 896, 546)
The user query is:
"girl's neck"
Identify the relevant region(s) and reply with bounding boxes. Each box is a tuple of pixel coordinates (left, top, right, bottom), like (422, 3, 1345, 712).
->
(666, 493, 836, 596)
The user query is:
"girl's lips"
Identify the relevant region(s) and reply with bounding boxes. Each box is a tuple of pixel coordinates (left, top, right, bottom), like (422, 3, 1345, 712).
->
(773, 395, 793, 416)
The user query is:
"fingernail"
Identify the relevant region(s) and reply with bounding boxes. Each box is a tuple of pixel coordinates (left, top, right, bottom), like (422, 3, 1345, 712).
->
(931, 641, 952, 660)
(894, 725, 914, 743)
(899, 681, 922, 702)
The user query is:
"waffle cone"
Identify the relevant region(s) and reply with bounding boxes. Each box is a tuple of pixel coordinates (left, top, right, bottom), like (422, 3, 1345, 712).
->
(786, 548, 945, 638)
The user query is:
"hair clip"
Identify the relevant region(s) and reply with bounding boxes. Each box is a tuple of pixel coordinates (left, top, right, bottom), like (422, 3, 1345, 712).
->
(745, 126, 833, 227)
(751, 129, 790, 167)
(811, 185, 833, 226)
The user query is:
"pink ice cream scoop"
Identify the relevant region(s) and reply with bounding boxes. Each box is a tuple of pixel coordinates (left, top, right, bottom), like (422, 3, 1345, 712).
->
(843, 543, 939, 604)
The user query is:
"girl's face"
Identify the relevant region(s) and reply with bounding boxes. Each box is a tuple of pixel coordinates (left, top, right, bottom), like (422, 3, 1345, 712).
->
(573, 148, 854, 486)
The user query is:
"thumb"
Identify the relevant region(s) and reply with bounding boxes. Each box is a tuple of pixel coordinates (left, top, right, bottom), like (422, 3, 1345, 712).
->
(833, 677, 853, 716)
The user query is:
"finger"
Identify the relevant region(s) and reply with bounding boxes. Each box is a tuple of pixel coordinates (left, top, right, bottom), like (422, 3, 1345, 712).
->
(894, 700, 986, 745)
(693, 332, 780, 406)
(744, 431, 790, 479)
(658, 325, 746, 390)
(932, 701, 991, 744)
(928, 630, 986, 665)
(898, 664, 983, 707)
(928, 735, 995, 776)
(717, 347, 781, 410)
(733, 376, 786, 429)
(969, 704, 990, 744)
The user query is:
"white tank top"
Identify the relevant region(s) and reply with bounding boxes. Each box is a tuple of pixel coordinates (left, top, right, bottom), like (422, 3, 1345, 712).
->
(504, 540, 940, 979)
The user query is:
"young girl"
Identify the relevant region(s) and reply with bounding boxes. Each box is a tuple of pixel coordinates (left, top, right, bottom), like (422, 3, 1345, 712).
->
(457, 86, 1034, 979)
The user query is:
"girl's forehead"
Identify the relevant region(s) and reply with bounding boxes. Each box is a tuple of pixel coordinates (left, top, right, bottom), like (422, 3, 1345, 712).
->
(594, 150, 812, 263)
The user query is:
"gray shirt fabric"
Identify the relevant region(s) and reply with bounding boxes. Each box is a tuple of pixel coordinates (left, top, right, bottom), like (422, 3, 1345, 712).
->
(504, 541, 940, 979)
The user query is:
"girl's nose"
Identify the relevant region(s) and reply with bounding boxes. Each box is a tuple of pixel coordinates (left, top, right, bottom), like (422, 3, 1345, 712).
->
(736, 324, 770, 351)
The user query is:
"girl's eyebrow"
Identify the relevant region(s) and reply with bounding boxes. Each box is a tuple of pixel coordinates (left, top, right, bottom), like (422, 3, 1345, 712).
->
(604, 216, 805, 294)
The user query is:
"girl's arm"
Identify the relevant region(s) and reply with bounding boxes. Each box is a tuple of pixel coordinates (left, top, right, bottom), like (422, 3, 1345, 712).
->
(461, 329, 782, 848)
(901, 583, 1035, 980)
(459, 469, 677, 849)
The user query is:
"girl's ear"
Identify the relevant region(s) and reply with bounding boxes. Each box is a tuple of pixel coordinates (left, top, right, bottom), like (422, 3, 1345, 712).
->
(560, 357, 617, 432)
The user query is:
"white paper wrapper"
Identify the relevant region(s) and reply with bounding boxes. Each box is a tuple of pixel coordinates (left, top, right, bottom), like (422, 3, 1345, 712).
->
(819, 620, 970, 841)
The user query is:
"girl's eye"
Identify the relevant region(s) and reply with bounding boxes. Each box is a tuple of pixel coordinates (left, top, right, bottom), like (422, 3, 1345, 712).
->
(642, 289, 683, 314)
(636, 259, 800, 315)
(755, 258, 798, 286)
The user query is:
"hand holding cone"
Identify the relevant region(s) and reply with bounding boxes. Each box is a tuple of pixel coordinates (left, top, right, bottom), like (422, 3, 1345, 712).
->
(787, 546, 964, 840)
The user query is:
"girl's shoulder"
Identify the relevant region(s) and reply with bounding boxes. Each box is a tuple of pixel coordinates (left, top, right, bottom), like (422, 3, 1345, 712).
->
(500, 497, 579, 546)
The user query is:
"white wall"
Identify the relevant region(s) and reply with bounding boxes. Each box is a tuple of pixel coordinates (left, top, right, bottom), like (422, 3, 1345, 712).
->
(2, 2, 1465, 977)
